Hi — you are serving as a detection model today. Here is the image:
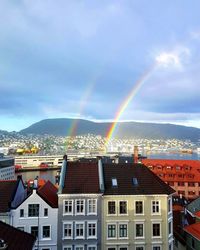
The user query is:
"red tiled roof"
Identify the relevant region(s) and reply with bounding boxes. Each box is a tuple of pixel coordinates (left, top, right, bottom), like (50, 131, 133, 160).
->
(194, 211, 200, 218)
(37, 180, 58, 208)
(0, 180, 18, 213)
(62, 162, 100, 194)
(142, 159, 200, 182)
(103, 163, 175, 195)
(0, 221, 35, 250)
(184, 222, 200, 240)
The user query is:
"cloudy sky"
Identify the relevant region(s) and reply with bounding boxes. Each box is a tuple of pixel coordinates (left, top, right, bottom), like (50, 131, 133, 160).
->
(1, 0, 200, 131)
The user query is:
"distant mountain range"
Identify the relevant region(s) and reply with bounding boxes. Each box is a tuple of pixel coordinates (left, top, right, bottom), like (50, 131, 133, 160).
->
(19, 118, 200, 141)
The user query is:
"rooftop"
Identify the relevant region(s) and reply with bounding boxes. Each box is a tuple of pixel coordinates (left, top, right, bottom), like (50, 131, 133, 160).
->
(0, 220, 35, 250)
(184, 222, 200, 240)
(37, 180, 58, 208)
(62, 161, 100, 194)
(103, 163, 175, 195)
(0, 180, 18, 212)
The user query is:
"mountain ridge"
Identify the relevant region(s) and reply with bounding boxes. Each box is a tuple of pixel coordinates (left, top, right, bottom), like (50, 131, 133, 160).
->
(19, 118, 200, 141)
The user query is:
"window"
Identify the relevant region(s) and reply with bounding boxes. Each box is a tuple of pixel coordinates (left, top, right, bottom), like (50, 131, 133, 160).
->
(63, 223, 73, 239)
(135, 223, 144, 238)
(119, 248, 128, 250)
(75, 222, 84, 239)
(135, 201, 143, 214)
(42, 226, 50, 238)
(107, 224, 116, 238)
(188, 182, 195, 187)
(28, 204, 39, 217)
(63, 247, 72, 250)
(88, 222, 97, 239)
(75, 246, 84, 250)
(152, 201, 160, 214)
(119, 224, 127, 238)
(168, 221, 172, 235)
(132, 178, 138, 186)
(168, 198, 172, 213)
(44, 208, 48, 217)
(152, 223, 161, 237)
(31, 226, 38, 238)
(119, 201, 127, 215)
(153, 246, 161, 250)
(20, 209, 24, 217)
(88, 199, 97, 215)
(107, 248, 116, 250)
(135, 247, 144, 250)
(17, 226, 24, 231)
(42, 248, 50, 250)
(64, 200, 73, 215)
(112, 178, 118, 187)
(178, 182, 184, 186)
(88, 246, 97, 250)
(75, 200, 85, 215)
(108, 201, 116, 215)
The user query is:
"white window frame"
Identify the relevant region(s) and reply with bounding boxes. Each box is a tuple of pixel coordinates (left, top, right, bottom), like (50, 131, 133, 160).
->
(152, 222, 161, 239)
(168, 198, 172, 214)
(134, 200, 144, 215)
(119, 247, 129, 250)
(75, 199, 85, 215)
(87, 245, 97, 250)
(41, 225, 51, 239)
(107, 223, 117, 240)
(28, 203, 40, 217)
(151, 200, 161, 215)
(87, 221, 97, 239)
(168, 220, 173, 237)
(118, 222, 128, 239)
(63, 246, 72, 250)
(135, 246, 145, 250)
(30, 225, 39, 239)
(119, 200, 128, 215)
(152, 245, 162, 250)
(135, 222, 145, 239)
(107, 200, 117, 216)
(63, 199, 73, 215)
(75, 221, 85, 239)
(63, 221, 73, 239)
(87, 199, 97, 215)
(75, 246, 84, 250)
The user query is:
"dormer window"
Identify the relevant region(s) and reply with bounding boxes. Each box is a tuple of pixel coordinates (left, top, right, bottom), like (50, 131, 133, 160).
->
(112, 178, 118, 187)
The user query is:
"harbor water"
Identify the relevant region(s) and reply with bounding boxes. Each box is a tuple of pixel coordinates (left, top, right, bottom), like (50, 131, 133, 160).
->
(15, 152, 200, 184)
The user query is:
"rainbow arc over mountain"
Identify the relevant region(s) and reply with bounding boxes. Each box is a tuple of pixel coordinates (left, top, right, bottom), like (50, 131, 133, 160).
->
(106, 64, 157, 143)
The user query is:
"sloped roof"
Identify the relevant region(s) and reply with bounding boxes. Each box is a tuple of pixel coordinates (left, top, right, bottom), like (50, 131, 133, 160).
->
(0, 180, 18, 212)
(142, 159, 200, 182)
(184, 222, 200, 240)
(37, 180, 58, 208)
(0, 221, 35, 250)
(103, 163, 175, 195)
(62, 162, 100, 194)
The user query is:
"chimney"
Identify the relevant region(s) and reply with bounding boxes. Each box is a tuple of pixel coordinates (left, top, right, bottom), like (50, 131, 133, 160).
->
(114, 155, 119, 164)
(98, 157, 105, 192)
(134, 146, 138, 163)
(33, 176, 38, 189)
(58, 155, 68, 194)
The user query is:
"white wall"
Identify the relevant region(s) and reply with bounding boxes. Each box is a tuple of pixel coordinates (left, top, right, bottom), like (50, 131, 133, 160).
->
(11, 189, 58, 250)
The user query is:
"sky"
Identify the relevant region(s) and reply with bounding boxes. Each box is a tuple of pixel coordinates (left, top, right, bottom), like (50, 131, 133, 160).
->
(1, 0, 200, 131)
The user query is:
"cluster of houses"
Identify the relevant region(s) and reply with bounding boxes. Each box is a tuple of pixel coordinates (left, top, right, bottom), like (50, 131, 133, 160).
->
(0, 155, 200, 249)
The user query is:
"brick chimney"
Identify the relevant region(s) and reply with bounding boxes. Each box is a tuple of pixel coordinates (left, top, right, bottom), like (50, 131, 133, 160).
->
(134, 146, 138, 163)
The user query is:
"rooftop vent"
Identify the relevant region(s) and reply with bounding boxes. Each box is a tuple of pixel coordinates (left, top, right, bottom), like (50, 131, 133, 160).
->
(132, 177, 138, 186)
(112, 178, 118, 187)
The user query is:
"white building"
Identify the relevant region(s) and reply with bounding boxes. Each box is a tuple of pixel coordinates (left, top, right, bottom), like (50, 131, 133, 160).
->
(11, 181, 58, 250)
(0, 155, 15, 180)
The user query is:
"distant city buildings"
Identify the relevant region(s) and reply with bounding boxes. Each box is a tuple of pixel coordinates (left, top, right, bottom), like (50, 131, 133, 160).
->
(0, 155, 15, 180)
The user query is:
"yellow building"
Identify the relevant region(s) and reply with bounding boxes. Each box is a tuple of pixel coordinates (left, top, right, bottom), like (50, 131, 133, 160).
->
(102, 163, 175, 250)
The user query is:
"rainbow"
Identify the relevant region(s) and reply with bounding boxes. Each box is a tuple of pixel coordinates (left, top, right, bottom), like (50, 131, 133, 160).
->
(65, 74, 100, 150)
(106, 64, 157, 143)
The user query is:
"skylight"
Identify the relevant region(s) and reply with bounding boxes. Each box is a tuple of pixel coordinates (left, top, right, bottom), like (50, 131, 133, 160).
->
(132, 177, 138, 186)
(112, 178, 118, 187)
